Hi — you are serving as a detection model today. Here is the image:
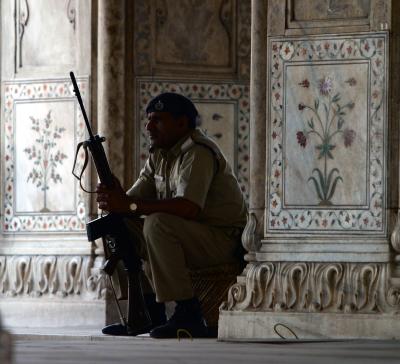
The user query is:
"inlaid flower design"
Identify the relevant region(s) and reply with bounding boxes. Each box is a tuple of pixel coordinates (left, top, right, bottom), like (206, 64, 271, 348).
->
(24, 110, 67, 212)
(296, 76, 356, 205)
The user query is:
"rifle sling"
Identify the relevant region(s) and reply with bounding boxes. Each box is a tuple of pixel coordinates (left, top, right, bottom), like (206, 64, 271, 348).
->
(72, 140, 96, 193)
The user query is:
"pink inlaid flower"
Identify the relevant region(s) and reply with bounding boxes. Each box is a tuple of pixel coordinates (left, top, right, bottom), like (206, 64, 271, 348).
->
(374, 200, 381, 209)
(318, 76, 333, 96)
(298, 103, 305, 111)
(298, 79, 310, 88)
(296, 131, 307, 148)
(343, 128, 356, 147)
(345, 78, 357, 86)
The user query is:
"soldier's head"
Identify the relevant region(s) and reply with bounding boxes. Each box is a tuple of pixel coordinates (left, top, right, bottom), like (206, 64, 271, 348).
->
(145, 92, 198, 149)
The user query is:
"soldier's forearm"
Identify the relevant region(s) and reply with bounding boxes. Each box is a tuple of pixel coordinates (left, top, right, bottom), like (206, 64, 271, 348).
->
(128, 196, 200, 220)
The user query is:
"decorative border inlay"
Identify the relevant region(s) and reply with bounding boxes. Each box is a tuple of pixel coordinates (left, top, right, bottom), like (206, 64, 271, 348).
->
(267, 33, 387, 234)
(136, 79, 250, 201)
(3, 79, 88, 232)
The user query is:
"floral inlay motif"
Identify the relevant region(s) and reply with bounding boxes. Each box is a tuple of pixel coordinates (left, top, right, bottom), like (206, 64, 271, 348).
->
(296, 76, 356, 205)
(268, 34, 387, 233)
(24, 111, 68, 212)
(3, 79, 88, 232)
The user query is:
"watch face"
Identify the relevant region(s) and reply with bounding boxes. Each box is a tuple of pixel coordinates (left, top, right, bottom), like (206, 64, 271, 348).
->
(129, 202, 137, 211)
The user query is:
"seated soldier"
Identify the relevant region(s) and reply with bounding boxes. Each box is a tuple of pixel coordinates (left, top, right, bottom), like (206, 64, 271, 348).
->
(96, 92, 247, 338)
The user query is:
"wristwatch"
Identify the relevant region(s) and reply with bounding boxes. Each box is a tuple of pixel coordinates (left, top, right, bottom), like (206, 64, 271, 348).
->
(129, 202, 138, 212)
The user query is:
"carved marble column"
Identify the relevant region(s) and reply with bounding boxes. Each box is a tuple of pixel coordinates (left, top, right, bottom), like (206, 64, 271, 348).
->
(97, 0, 126, 183)
(241, 0, 268, 261)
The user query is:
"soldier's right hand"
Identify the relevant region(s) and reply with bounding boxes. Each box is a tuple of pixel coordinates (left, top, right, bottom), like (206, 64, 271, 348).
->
(95, 177, 130, 213)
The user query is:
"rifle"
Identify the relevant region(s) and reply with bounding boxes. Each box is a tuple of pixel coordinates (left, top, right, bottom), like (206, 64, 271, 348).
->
(70, 71, 151, 334)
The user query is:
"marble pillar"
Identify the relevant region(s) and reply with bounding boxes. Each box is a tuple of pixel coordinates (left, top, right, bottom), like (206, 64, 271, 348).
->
(218, 0, 400, 340)
(241, 0, 268, 263)
(97, 0, 126, 183)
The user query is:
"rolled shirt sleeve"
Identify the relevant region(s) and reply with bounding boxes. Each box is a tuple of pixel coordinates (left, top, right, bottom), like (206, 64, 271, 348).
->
(175, 146, 215, 209)
(126, 157, 157, 199)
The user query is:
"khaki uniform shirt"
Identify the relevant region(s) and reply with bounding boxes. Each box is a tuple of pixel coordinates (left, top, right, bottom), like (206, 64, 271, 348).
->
(127, 129, 247, 229)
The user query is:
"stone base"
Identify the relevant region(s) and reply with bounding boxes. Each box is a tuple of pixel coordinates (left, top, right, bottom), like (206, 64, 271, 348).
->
(0, 299, 106, 329)
(218, 310, 400, 341)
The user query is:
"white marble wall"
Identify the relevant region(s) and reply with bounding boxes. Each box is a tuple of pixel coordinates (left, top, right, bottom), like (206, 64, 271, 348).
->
(0, 0, 106, 328)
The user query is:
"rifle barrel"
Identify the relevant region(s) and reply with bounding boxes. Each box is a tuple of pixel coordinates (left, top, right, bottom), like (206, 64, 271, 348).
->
(70, 72, 95, 140)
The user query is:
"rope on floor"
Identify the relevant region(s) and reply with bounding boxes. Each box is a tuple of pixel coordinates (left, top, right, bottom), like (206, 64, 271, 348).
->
(177, 329, 193, 341)
(273, 323, 299, 340)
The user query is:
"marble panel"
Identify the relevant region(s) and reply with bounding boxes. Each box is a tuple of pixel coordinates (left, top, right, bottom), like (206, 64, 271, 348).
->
(284, 62, 368, 207)
(3, 79, 88, 232)
(16, 0, 76, 71)
(134, 0, 250, 79)
(154, 0, 234, 68)
(287, 0, 371, 30)
(266, 33, 387, 235)
(290, 0, 370, 21)
(14, 100, 75, 213)
(136, 79, 250, 200)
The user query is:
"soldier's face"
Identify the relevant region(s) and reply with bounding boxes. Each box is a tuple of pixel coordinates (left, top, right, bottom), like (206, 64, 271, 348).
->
(146, 112, 188, 149)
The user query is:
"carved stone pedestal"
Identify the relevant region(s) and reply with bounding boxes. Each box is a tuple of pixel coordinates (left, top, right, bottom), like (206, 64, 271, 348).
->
(219, 262, 400, 340)
(219, 311, 400, 340)
(0, 239, 107, 329)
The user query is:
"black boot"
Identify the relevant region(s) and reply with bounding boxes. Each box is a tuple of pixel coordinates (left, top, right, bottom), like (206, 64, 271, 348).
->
(102, 294, 166, 336)
(144, 293, 167, 327)
(150, 297, 208, 339)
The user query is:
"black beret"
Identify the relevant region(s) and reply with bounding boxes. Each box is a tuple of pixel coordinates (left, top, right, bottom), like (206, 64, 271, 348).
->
(146, 92, 198, 128)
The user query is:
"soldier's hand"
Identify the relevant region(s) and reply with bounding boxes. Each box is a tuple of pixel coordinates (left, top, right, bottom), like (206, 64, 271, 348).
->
(95, 176, 129, 213)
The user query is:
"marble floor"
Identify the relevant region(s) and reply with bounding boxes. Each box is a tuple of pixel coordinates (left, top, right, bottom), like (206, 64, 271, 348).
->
(5, 329, 400, 364)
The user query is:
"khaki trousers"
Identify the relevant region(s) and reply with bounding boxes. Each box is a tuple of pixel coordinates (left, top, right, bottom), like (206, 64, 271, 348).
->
(123, 213, 241, 302)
